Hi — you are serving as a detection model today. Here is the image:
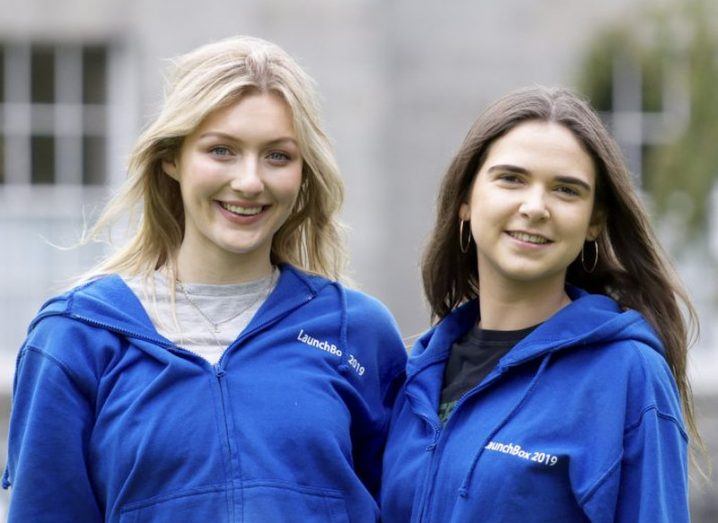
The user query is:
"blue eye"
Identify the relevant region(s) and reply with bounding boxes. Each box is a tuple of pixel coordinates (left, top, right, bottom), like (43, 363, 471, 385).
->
(210, 146, 232, 157)
(267, 151, 291, 164)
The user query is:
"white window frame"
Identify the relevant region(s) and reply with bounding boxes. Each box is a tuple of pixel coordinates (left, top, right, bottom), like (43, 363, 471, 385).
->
(1, 42, 111, 185)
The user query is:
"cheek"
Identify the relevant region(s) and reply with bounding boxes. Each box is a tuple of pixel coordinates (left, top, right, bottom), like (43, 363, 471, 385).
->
(468, 188, 508, 224)
(191, 158, 227, 183)
(561, 205, 595, 241)
(179, 159, 223, 193)
(276, 168, 304, 202)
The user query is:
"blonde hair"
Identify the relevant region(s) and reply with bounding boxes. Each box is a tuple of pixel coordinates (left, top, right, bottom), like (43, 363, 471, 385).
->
(79, 35, 347, 283)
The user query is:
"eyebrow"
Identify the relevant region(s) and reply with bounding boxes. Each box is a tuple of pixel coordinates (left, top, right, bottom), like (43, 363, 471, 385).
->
(197, 132, 298, 147)
(487, 164, 592, 192)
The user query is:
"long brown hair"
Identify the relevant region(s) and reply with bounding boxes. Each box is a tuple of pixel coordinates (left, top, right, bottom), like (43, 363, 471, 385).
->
(422, 86, 701, 451)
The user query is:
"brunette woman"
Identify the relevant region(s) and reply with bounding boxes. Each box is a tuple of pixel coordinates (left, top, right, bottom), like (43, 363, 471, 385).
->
(381, 86, 697, 522)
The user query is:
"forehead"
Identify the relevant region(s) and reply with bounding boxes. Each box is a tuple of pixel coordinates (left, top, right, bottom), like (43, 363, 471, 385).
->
(194, 90, 296, 137)
(482, 120, 595, 178)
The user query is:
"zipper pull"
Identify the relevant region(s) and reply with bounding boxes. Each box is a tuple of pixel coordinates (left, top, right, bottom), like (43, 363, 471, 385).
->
(214, 364, 225, 379)
(425, 427, 441, 451)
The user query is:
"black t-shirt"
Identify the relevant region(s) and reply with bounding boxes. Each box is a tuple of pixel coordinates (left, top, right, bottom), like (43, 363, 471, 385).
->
(438, 324, 539, 424)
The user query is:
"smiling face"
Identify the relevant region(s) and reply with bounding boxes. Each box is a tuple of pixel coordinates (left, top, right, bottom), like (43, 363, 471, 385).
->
(163, 90, 303, 281)
(459, 120, 602, 294)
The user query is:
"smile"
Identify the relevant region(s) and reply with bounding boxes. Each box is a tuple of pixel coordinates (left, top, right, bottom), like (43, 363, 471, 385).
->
(219, 201, 265, 216)
(507, 231, 552, 244)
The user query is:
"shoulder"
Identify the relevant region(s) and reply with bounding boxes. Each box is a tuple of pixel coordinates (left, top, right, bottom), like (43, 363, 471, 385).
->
(283, 265, 407, 386)
(32, 274, 126, 317)
(622, 339, 684, 425)
(588, 313, 675, 396)
(338, 285, 405, 356)
(27, 275, 118, 332)
(578, 327, 684, 433)
(333, 280, 407, 362)
(285, 264, 401, 333)
(343, 286, 399, 326)
(24, 275, 128, 376)
(18, 316, 107, 403)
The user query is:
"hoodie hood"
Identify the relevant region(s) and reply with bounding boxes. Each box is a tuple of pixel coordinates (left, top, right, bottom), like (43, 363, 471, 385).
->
(407, 285, 663, 380)
(30, 264, 332, 350)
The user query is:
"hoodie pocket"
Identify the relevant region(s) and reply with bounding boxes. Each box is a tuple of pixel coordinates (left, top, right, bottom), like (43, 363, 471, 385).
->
(119, 484, 228, 522)
(119, 481, 349, 523)
(241, 480, 350, 523)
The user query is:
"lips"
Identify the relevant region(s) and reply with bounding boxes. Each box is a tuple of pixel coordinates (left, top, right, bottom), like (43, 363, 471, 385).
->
(506, 231, 552, 245)
(218, 201, 266, 216)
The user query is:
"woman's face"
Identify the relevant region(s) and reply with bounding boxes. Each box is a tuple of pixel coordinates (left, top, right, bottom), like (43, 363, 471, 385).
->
(460, 120, 601, 293)
(164, 91, 303, 275)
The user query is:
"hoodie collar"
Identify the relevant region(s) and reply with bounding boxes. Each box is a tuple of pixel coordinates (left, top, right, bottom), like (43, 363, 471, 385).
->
(407, 285, 664, 379)
(406, 300, 478, 378)
(502, 286, 662, 366)
(31, 264, 330, 346)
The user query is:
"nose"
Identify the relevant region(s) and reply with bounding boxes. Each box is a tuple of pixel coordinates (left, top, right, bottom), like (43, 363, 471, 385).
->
(519, 188, 550, 221)
(229, 157, 264, 195)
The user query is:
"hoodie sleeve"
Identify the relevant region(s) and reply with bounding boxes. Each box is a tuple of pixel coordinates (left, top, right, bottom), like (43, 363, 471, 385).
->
(343, 289, 408, 501)
(613, 407, 689, 522)
(4, 340, 103, 521)
(581, 342, 689, 523)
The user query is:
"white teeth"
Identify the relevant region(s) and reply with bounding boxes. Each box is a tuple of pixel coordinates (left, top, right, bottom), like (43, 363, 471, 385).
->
(509, 232, 549, 244)
(220, 202, 263, 216)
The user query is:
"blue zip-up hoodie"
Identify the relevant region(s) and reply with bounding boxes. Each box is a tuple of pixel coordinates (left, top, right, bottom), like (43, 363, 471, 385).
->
(4, 264, 407, 522)
(381, 286, 688, 522)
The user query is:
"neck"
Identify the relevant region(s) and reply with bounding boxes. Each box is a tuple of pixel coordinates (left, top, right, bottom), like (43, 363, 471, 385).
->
(174, 241, 273, 285)
(477, 276, 571, 331)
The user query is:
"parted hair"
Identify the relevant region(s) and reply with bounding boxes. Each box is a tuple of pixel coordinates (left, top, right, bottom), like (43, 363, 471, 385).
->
(79, 35, 346, 282)
(422, 86, 701, 452)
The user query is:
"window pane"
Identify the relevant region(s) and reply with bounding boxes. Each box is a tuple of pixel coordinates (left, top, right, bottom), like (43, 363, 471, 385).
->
(83, 105, 106, 135)
(83, 46, 106, 104)
(82, 135, 104, 185)
(31, 135, 55, 184)
(31, 45, 55, 103)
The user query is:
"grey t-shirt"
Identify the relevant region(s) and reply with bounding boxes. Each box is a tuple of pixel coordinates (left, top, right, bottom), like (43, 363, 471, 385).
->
(123, 269, 278, 364)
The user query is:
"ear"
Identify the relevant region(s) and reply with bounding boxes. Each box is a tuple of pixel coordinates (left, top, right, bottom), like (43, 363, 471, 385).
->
(162, 158, 179, 181)
(586, 208, 605, 242)
(459, 202, 471, 221)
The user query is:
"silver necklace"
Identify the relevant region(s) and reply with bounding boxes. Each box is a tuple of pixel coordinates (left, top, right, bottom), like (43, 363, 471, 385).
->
(176, 269, 277, 334)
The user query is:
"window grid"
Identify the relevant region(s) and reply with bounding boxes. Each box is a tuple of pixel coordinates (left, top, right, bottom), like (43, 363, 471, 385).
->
(599, 54, 690, 187)
(0, 42, 108, 186)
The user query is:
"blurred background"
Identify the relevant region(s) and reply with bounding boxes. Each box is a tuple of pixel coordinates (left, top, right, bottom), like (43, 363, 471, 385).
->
(0, 0, 716, 518)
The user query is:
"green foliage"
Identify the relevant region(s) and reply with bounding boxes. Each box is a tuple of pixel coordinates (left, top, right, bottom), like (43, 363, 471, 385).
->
(578, 0, 718, 234)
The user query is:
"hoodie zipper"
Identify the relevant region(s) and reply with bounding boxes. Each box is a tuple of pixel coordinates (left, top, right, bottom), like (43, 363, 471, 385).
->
(415, 417, 441, 523)
(213, 363, 237, 520)
(208, 296, 311, 520)
(418, 355, 555, 520)
(76, 291, 315, 520)
(413, 368, 506, 522)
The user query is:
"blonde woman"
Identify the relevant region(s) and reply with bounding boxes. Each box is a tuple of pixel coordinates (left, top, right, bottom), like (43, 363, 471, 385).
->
(4, 36, 406, 522)
(381, 87, 698, 522)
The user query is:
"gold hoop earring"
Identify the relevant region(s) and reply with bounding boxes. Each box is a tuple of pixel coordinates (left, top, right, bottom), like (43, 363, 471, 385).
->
(459, 220, 472, 254)
(581, 240, 599, 273)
